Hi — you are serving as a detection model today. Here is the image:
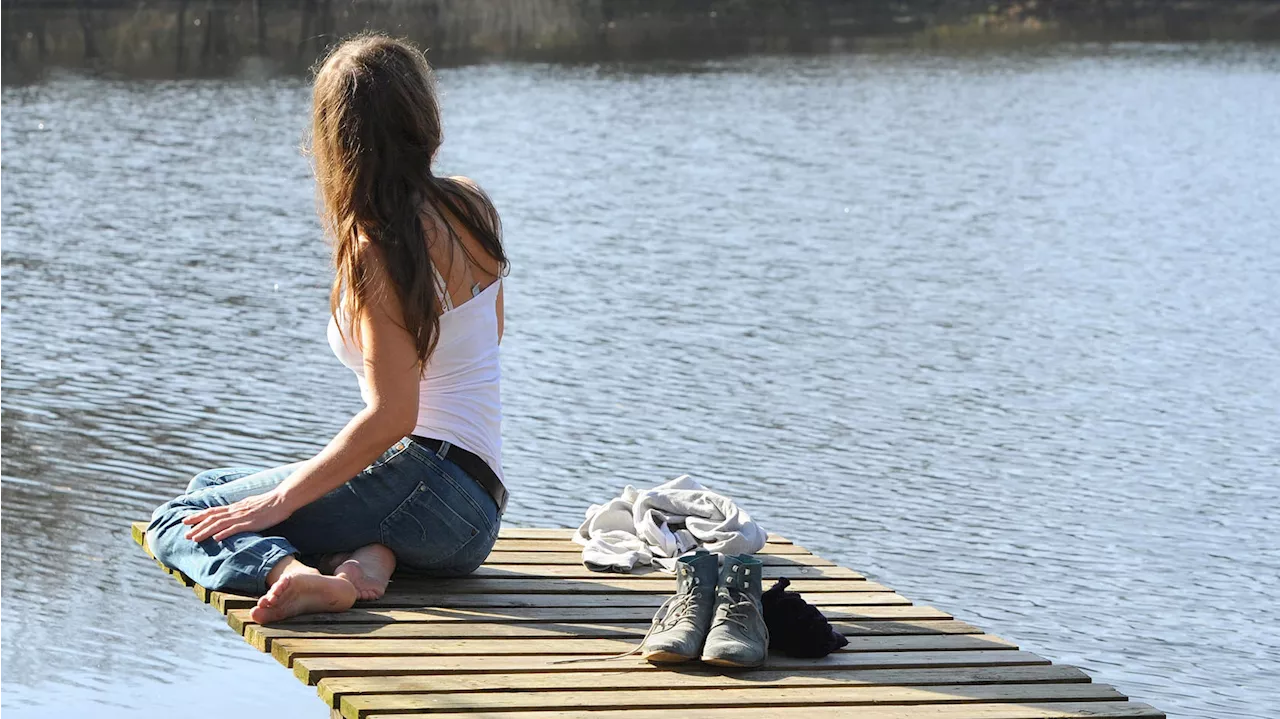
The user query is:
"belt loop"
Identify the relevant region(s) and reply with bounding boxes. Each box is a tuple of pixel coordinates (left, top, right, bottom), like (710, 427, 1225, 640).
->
(435, 440, 451, 461)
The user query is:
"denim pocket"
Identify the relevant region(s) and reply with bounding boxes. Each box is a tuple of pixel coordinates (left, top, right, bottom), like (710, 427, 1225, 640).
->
(379, 478, 481, 570)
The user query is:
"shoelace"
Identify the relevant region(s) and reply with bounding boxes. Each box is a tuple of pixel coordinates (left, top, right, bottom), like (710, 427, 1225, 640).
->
(549, 579, 702, 665)
(718, 591, 769, 641)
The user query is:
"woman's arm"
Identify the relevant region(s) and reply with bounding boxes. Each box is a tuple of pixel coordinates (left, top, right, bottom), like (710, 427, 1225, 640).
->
(497, 282, 504, 342)
(184, 248, 421, 542)
(273, 269, 420, 509)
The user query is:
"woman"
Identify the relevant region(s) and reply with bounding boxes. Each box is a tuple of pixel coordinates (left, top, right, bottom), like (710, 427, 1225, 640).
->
(147, 33, 508, 624)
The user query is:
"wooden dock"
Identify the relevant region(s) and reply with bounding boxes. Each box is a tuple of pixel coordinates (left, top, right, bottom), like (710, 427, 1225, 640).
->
(131, 522, 1163, 719)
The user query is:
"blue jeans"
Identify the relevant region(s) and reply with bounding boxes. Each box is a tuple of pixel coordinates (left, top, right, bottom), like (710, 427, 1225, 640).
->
(146, 438, 501, 595)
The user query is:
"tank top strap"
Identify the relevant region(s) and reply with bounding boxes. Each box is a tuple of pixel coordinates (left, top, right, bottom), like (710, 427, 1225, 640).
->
(432, 263, 454, 311)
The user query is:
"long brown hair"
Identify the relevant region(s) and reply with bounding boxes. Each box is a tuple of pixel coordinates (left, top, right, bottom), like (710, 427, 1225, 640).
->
(311, 33, 506, 365)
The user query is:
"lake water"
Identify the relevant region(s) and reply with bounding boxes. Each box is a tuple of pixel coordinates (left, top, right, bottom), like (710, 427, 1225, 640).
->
(3, 44, 1278, 719)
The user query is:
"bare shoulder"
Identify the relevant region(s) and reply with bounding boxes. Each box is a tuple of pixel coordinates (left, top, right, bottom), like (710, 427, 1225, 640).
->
(448, 175, 484, 193)
(447, 175, 496, 209)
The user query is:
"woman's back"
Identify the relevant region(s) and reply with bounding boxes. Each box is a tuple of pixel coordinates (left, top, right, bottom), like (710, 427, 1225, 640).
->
(328, 179, 506, 477)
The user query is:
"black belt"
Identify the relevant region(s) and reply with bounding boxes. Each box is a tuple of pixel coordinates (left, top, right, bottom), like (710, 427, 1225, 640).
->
(410, 435, 507, 515)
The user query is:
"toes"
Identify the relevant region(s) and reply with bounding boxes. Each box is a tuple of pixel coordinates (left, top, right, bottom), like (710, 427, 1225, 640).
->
(249, 605, 276, 624)
(345, 579, 382, 597)
(262, 575, 295, 607)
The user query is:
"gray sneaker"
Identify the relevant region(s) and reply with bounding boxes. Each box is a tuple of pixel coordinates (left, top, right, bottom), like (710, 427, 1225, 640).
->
(640, 550, 718, 663)
(700, 553, 769, 668)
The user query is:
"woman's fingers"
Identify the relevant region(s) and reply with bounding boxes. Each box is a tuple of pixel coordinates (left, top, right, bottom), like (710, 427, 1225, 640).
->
(182, 506, 221, 525)
(186, 510, 237, 541)
(185, 518, 219, 542)
(182, 497, 276, 541)
(212, 521, 251, 542)
(183, 512, 217, 538)
(192, 518, 236, 542)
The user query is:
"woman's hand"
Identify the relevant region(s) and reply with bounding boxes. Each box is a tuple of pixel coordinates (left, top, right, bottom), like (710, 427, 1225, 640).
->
(182, 491, 294, 542)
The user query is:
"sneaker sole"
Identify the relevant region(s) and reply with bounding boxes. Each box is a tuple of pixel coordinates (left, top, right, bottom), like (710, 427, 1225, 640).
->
(701, 656, 765, 668)
(642, 650, 696, 664)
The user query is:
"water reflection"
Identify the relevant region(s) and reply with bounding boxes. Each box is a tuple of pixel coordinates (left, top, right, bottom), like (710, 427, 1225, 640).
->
(3, 46, 1279, 718)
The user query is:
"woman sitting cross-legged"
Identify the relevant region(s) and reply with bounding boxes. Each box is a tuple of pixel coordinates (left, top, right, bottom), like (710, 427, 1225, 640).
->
(146, 33, 509, 624)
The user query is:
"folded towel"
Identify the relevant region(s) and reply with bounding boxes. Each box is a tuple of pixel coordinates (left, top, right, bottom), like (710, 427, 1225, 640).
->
(573, 475, 768, 572)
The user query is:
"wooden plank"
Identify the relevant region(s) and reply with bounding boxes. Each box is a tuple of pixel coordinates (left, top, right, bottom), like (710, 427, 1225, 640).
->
(211, 591, 259, 613)
(381, 576, 882, 594)
(830, 619, 980, 636)
(214, 590, 914, 614)
(495, 528, 582, 539)
(271, 634, 1018, 667)
(244, 618, 983, 651)
(227, 579, 883, 602)
(378, 577, 878, 595)
(496, 528, 794, 544)
(490, 540, 811, 555)
(362, 703, 1165, 719)
(293, 650, 1051, 684)
(341, 682, 1125, 718)
(245, 622, 648, 651)
(317, 664, 1091, 707)
(482, 551, 837, 566)
(227, 604, 956, 633)
(464, 564, 863, 580)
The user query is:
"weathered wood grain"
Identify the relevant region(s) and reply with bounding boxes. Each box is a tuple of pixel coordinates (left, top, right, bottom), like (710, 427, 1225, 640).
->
(359, 703, 1165, 719)
(227, 603, 958, 634)
(464, 563, 862, 580)
(491, 539, 812, 555)
(291, 649, 1052, 684)
(371, 577, 878, 595)
(270, 633, 1019, 667)
(496, 528, 793, 543)
(243, 618, 983, 651)
(340, 682, 1126, 718)
(482, 551, 837, 566)
(316, 664, 1091, 707)
(215, 589, 915, 613)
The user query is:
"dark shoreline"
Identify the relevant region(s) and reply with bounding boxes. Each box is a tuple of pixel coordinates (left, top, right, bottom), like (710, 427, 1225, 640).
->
(4, 0, 1279, 82)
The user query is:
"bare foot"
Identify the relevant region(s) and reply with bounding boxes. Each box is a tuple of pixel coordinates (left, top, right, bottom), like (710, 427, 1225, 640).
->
(334, 543, 397, 601)
(250, 569, 357, 624)
(313, 552, 353, 575)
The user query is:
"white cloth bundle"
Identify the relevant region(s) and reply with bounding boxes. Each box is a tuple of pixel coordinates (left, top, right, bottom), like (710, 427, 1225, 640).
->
(572, 475, 768, 573)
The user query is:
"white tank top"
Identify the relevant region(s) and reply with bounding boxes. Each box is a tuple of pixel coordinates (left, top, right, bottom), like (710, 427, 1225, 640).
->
(327, 279, 504, 479)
